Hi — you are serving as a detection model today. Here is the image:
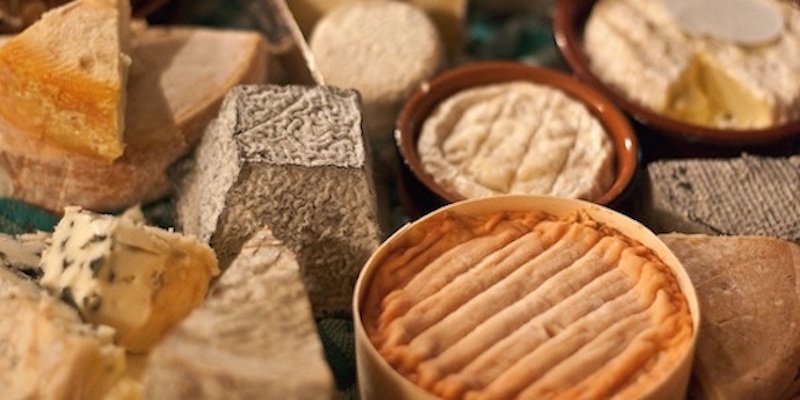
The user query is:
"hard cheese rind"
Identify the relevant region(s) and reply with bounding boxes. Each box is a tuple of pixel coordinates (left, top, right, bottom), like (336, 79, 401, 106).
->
(635, 154, 800, 243)
(0, 264, 125, 400)
(40, 206, 220, 353)
(144, 227, 334, 399)
(0, 0, 131, 160)
(661, 234, 800, 400)
(176, 84, 383, 316)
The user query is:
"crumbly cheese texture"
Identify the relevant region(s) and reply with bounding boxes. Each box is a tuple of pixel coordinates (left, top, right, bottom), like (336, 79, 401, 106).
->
(0, 266, 125, 400)
(364, 211, 693, 400)
(40, 207, 219, 353)
(417, 81, 615, 201)
(0, 0, 131, 160)
(584, 0, 800, 129)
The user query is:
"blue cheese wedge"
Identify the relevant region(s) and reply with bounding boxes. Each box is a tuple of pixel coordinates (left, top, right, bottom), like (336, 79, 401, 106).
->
(40, 206, 220, 353)
(0, 265, 125, 399)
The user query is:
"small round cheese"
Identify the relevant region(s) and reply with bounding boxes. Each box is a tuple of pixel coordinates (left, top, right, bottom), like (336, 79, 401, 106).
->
(310, 1, 443, 138)
(417, 81, 615, 201)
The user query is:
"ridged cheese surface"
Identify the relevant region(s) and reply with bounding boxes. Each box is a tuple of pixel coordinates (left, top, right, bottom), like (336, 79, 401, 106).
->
(364, 211, 693, 399)
(584, 0, 800, 129)
(417, 82, 615, 202)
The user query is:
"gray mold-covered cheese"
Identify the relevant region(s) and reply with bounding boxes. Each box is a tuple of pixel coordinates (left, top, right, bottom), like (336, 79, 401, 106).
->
(176, 84, 384, 316)
(144, 227, 334, 399)
(635, 154, 800, 243)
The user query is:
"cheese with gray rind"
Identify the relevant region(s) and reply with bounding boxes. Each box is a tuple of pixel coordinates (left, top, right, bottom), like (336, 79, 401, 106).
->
(144, 227, 335, 399)
(0, 264, 125, 400)
(176, 84, 383, 316)
(661, 234, 800, 400)
(635, 154, 800, 244)
(0, 231, 48, 279)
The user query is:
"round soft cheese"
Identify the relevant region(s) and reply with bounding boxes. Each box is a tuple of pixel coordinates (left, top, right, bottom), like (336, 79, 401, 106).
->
(584, 0, 800, 130)
(417, 81, 615, 202)
(310, 1, 443, 138)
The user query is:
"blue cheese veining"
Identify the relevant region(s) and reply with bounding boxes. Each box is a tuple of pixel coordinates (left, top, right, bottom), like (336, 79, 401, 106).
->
(40, 206, 220, 353)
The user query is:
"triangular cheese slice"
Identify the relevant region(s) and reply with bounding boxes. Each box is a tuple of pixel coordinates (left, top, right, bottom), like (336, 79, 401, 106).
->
(0, 0, 131, 161)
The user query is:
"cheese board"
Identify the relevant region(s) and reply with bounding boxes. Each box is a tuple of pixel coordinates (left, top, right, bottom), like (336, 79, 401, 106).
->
(0, 0, 797, 399)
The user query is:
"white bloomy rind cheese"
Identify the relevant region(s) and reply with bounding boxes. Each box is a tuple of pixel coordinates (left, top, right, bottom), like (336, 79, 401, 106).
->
(584, 0, 800, 129)
(418, 81, 615, 201)
(40, 206, 220, 353)
(0, 265, 125, 400)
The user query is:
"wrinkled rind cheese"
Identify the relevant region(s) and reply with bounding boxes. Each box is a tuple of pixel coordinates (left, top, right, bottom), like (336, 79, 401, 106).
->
(40, 206, 220, 353)
(584, 0, 800, 129)
(0, 265, 125, 400)
(0, 231, 49, 279)
(417, 81, 615, 202)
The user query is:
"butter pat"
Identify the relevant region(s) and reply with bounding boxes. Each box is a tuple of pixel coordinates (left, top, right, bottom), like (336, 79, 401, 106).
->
(40, 207, 219, 353)
(0, 266, 125, 399)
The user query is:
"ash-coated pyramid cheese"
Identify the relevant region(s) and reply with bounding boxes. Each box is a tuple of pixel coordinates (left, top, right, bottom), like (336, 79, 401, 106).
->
(144, 227, 334, 399)
(40, 206, 220, 353)
(0, 264, 126, 400)
(176, 84, 383, 316)
(0, 0, 131, 160)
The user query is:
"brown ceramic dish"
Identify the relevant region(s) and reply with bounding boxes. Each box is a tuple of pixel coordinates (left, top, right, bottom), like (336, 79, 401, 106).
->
(397, 61, 638, 211)
(553, 0, 800, 146)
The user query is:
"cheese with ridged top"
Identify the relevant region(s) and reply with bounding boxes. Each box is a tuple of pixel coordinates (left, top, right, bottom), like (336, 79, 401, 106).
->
(40, 206, 219, 353)
(417, 81, 615, 202)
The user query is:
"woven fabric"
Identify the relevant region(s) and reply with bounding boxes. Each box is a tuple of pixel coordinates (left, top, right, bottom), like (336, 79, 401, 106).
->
(645, 154, 800, 243)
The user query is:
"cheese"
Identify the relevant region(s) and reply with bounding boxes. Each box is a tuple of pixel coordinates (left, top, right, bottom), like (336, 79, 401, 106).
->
(40, 206, 220, 353)
(0, 265, 125, 399)
(417, 81, 615, 201)
(584, 0, 800, 129)
(309, 1, 443, 139)
(0, 0, 131, 160)
(288, 0, 464, 58)
(144, 227, 334, 398)
(634, 154, 800, 244)
(0, 231, 48, 279)
(176, 84, 383, 316)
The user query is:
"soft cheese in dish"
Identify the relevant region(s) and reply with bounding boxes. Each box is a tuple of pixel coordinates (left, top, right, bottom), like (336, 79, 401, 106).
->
(584, 0, 800, 129)
(363, 211, 693, 399)
(417, 81, 615, 202)
(0, 264, 125, 400)
(40, 206, 220, 353)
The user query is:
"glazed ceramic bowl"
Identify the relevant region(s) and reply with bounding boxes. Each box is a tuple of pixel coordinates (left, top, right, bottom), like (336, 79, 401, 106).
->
(396, 61, 638, 214)
(553, 0, 800, 146)
(353, 195, 701, 400)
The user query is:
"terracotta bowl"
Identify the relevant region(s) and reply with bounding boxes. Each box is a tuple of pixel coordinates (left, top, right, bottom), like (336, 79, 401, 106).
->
(396, 61, 638, 215)
(353, 195, 701, 400)
(553, 0, 800, 146)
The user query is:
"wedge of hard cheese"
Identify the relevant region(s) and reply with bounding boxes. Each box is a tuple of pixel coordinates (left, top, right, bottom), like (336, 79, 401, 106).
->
(0, 264, 126, 399)
(636, 154, 800, 244)
(0, 26, 266, 213)
(176, 84, 383, 316)
(144, 227, 334, 398)
(0, 0, 131, 160)
(661, 234, 800, 400)
(39, 207, 219, 353)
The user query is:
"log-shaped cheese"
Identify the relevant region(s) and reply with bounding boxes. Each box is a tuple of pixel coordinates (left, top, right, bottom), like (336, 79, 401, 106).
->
(176, 84, 383, 316)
